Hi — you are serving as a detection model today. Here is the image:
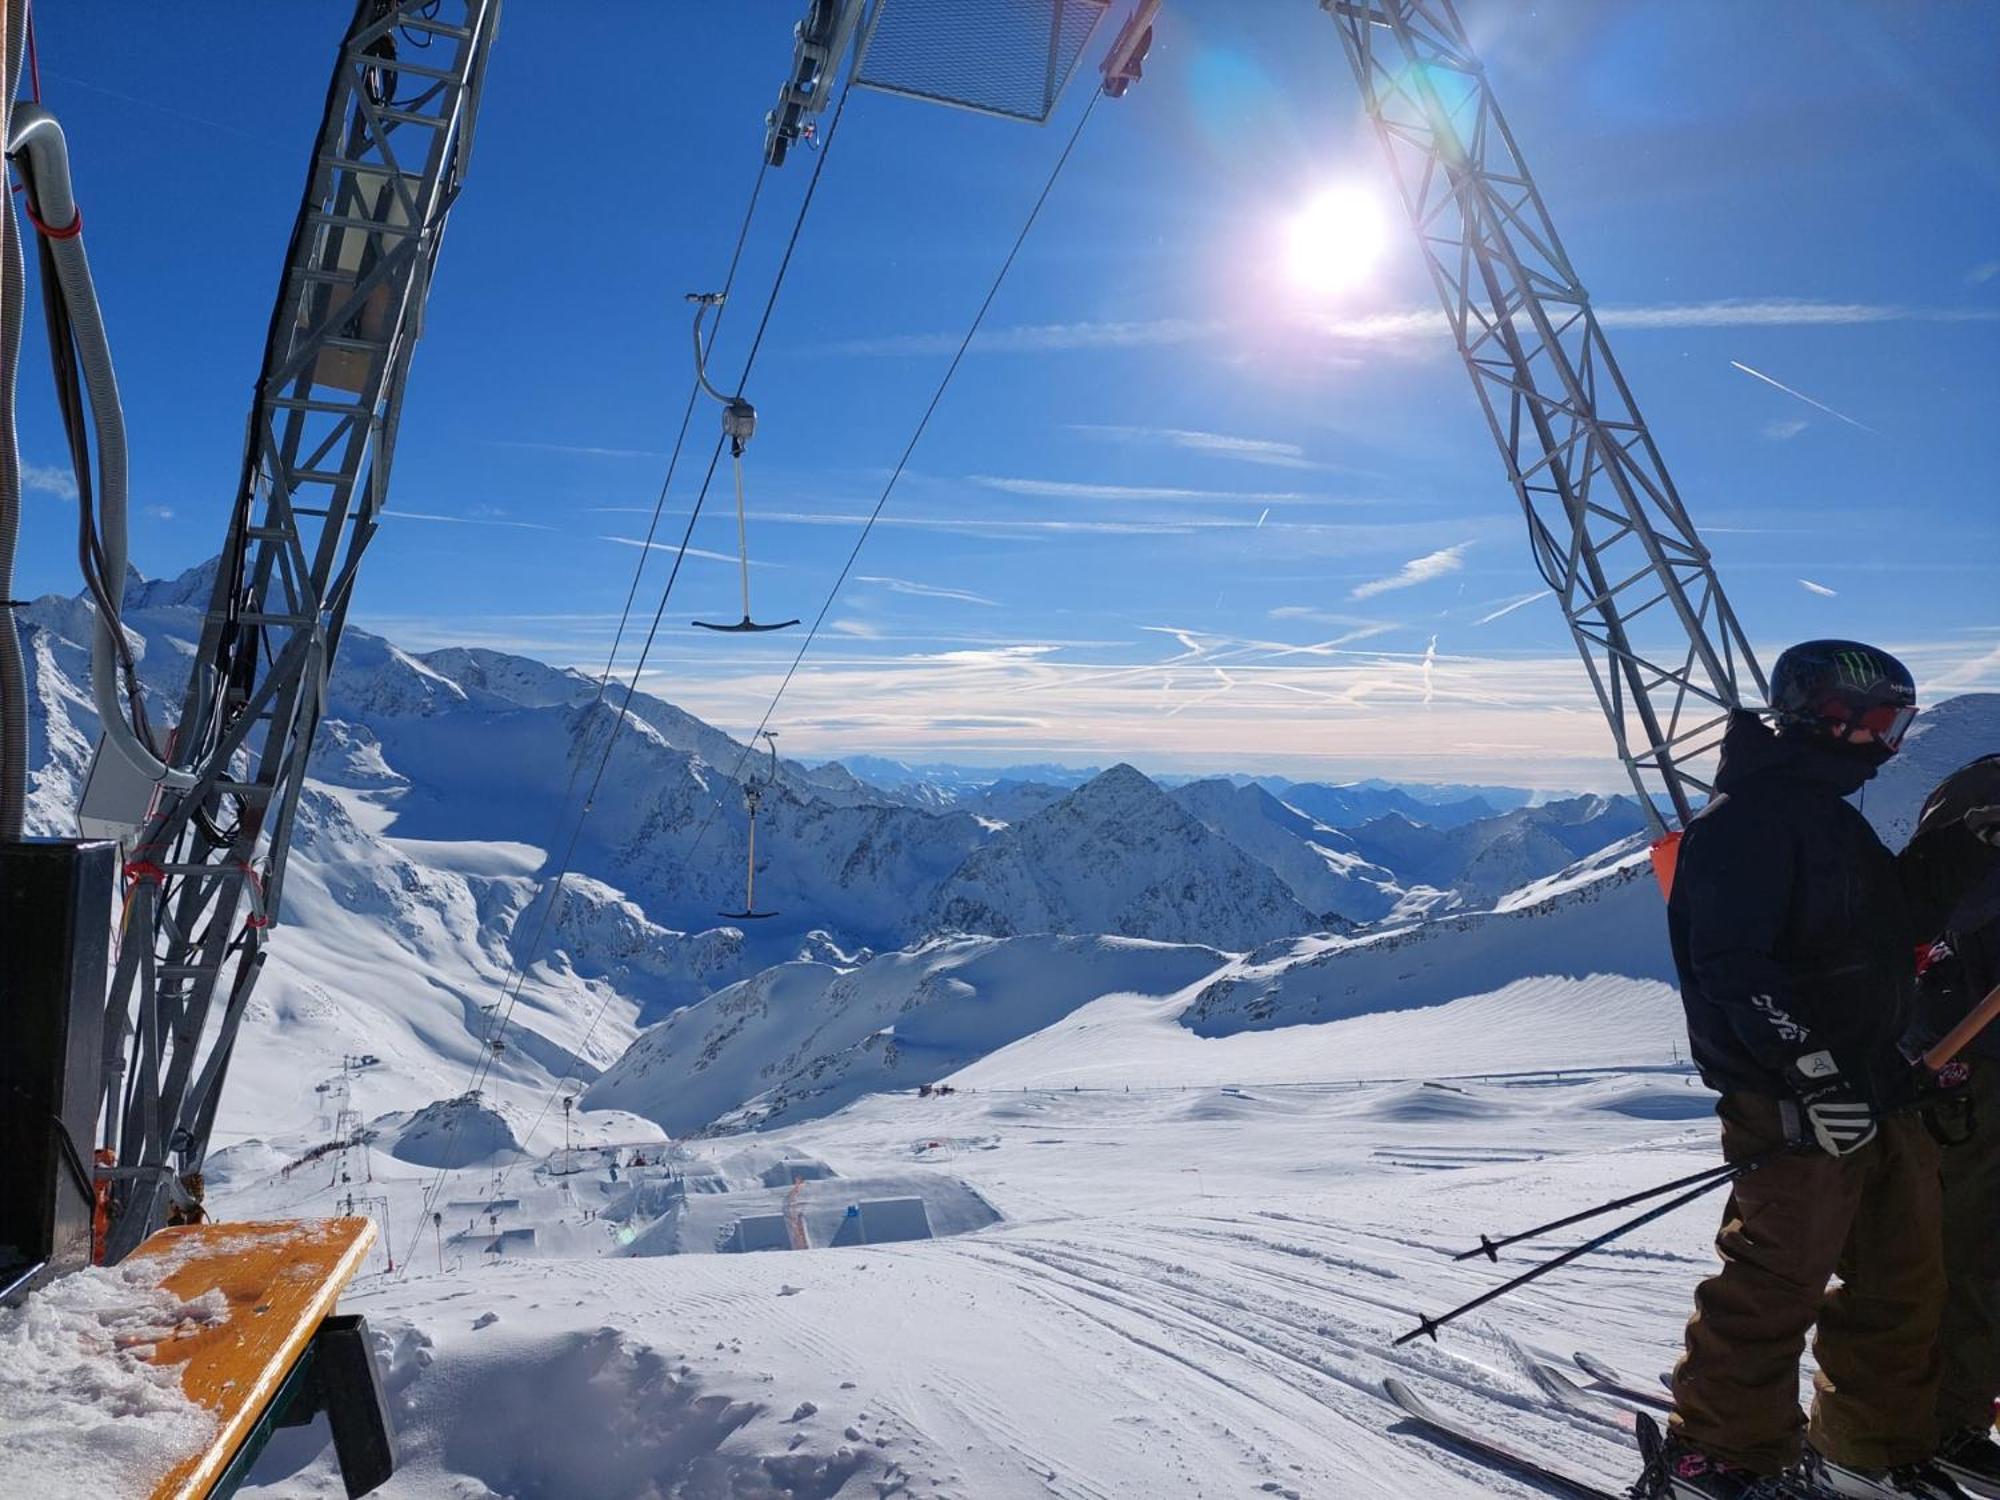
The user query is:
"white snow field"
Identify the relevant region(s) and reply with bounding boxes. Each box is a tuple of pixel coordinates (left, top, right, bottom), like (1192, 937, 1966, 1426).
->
(207, 854, 1712, 1500)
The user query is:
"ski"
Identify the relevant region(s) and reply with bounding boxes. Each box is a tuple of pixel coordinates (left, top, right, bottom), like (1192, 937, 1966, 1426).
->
(1384, 1376, 1628, 1499)
(1525, 1361, 1639, 1432)
(1574, 1352, 1675, 1414)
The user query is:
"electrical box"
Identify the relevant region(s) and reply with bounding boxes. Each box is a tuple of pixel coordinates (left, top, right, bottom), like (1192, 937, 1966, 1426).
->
(77, 733, 157, 846)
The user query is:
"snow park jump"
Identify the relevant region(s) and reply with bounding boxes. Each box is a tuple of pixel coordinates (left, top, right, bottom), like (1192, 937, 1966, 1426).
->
(3, 2, 1994, 1497)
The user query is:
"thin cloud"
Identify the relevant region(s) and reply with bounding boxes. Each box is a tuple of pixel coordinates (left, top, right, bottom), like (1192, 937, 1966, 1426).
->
(969, 475, 1327, 505)
(597, 535, 768, 566)
(819, 299, 1999, 359)
(752, 509, 1242, 537)
(488, 439, 668, 459)
(829, 618, 881, 639)
(1600, 299, 1996, 330)
(1267, 605, 1388, 629)
(1799, 578, 1839, 598)
(1967, 261, 2000, 287)
(22, 462, 78, 501)
(1472, 589, 1552, 625)
(1420, 634, 1439, 707)
(816, 317, 1219, 358)
(387, 509, 556, 531)
(1352, 543, 1472, 600)
(854, 575, 999, 607)
(1069, 424, 1328, 472)
(1761, 418, 1810, 441)
(1729, 360, 1881, 436)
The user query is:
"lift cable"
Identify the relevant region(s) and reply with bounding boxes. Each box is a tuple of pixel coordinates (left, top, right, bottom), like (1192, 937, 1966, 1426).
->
(397, 86, 858, 1275)
(697, 87, 1104, 866)
(507, 86, 1109, 1170)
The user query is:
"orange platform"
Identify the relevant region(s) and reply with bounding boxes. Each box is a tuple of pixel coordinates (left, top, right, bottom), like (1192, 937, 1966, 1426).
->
(126, 1217, 376, 1500)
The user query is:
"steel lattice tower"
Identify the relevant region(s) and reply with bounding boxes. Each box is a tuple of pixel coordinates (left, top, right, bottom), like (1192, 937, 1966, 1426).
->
(1323, 0, 1765, 831)
(96, 0, 499, 1261)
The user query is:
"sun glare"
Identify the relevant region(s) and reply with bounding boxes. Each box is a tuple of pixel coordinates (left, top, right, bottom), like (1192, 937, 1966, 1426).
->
(1285, 184, 1390, 297)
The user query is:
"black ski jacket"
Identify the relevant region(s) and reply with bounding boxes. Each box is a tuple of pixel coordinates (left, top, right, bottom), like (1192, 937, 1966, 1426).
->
(1901, 820, 2000, 1064)
(1668, 712, 1917, 1100)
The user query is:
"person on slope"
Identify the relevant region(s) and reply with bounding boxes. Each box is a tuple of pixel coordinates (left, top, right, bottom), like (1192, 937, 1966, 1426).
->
(1648, 640, 1966, 1500)
(1899, 757, 2000, 1498)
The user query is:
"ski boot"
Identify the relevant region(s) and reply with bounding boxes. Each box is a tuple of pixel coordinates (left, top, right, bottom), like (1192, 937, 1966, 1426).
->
(1634, 1432, 1818, 1499)
(1935, 1430, 2000, 1500)
(1801, 1446, 1972, 1499)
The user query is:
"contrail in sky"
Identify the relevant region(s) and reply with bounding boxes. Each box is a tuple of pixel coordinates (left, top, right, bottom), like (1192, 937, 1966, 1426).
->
(1728, 360, 1881, 436)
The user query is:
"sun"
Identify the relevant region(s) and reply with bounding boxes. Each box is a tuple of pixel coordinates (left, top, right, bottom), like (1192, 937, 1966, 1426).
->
(1285, 184, 1391, 297)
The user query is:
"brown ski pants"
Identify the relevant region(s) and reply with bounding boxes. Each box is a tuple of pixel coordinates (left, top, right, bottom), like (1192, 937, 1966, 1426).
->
(1670, 1092, 1944, 1474)
(1937, 1065, 2000, 1436)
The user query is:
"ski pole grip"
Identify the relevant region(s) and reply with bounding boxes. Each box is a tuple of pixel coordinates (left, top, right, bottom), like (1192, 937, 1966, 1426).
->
(1923, 983, 2000, 1072)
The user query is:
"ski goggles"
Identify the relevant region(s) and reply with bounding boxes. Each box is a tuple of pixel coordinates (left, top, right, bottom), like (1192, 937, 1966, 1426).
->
(1821, 699, 1919, 750)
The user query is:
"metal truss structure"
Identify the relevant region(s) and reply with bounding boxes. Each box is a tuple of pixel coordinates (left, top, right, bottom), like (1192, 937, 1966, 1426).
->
(96, 0, 498, 1261)
(1323, 0, 1765, 831)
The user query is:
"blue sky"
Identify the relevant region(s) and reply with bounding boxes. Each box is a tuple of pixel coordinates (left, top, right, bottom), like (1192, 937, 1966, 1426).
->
(12, 2, 1997, 787)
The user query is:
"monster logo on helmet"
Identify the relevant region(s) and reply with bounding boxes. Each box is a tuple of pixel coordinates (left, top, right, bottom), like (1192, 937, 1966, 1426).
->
(1769, 638, 1919, 754)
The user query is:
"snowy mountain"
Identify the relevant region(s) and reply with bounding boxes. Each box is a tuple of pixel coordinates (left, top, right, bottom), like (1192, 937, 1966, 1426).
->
(1347, 793, 1653, 904)
(1167, 777, 1407, 924)
(1267, 778, 1501, 831)
(13, 561, 1690, 1162)
(583, 934, 1228, 1134)
(1182, 838, 1675, 1038)
(923, 763, 1325, 949)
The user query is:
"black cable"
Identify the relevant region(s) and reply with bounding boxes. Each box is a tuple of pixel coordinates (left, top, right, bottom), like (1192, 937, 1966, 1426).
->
(515, 87, 1108, 1165)
(398, 87, 858, 1273)
(689, 86, 1106, 860)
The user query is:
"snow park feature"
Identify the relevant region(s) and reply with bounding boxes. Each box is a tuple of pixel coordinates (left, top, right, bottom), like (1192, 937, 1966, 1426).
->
(2, 2, 1993, 1499)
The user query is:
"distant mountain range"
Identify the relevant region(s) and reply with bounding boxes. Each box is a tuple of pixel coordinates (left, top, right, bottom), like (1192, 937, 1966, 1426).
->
(17, 559, 1995, 1147)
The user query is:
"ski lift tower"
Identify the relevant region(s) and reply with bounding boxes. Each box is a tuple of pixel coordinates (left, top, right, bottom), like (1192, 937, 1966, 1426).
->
(1322, 0, 1765, 833)
(90, 0, 499, 1263)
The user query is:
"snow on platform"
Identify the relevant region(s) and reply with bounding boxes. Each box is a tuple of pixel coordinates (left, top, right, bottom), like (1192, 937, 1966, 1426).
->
(0, 1262, 224, 1500)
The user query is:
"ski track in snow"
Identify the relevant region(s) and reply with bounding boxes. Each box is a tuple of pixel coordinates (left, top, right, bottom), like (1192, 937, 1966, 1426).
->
(222, 1072, 1737, 1499)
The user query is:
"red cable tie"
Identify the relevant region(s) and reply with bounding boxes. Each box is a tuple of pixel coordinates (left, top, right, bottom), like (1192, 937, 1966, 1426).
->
(123, 859, 166, 885)
(22, 196, 83, 241)
(239, 863, 271, 928)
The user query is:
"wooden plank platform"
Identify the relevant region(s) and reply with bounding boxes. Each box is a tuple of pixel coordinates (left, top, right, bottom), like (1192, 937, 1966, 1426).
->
(126, 1217, 376, 1500)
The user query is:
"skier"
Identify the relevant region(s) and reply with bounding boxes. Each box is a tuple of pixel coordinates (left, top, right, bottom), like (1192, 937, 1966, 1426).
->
(1899, 757, 2000, 1497)
(1647, 640, 1967, 1499)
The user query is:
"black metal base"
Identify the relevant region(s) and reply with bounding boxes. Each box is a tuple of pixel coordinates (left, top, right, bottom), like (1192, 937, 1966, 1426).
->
(213, 1314, 398, 1500)
(0, 839, 115, 1302)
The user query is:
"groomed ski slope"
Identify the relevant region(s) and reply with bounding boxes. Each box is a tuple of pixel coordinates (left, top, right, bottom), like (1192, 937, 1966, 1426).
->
(237, 978, 1724, 1499)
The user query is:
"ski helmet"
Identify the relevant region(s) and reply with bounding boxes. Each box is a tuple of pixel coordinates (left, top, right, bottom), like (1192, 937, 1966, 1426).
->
(1767, 639, 1918, 752)
(1916, 755, 2000, 847)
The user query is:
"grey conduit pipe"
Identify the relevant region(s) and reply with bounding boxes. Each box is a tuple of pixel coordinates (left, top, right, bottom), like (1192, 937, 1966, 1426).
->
(0, 0, 29, 839)
(9, 102, 193, 791)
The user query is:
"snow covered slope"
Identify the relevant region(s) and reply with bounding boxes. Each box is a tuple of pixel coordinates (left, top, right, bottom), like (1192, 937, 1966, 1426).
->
(925, 764, 1325, 949)
(1183, 840, 1675, 1037)
(1169, 777, 1405, 924)
(582, 934, 1229, 1134)
(1348, 793, 1652, 904)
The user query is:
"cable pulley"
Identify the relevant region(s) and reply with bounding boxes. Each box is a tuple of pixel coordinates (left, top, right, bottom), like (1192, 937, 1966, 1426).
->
(720, 731, 782, 922)
(687, 291, 798, 635)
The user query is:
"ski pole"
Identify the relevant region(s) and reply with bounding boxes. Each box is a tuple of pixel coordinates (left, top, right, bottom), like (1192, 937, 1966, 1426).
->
(1396, 1166, 1747, 1347)
(1453, 1147, 1791, 1263)
(1925, 982, 2000, 1072)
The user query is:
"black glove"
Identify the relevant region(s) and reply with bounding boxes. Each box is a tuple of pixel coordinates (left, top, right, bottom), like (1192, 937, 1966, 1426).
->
(1785, 1050, 1878, 1156)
